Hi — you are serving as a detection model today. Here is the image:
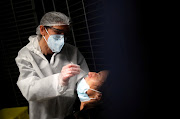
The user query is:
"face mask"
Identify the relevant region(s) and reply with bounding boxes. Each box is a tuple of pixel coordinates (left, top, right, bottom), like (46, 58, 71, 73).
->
(43, 28, 64, 53)
(77, 78, 101, 102)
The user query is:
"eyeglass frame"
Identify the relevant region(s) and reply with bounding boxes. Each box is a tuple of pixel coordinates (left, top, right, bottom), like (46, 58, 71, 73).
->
(44, 26, 70, 34)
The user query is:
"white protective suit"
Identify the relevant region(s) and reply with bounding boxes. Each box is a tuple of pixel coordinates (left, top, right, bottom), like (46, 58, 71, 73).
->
(15, 35, 89, 119)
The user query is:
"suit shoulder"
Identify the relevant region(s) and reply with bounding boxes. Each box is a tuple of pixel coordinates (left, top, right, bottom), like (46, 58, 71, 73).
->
(64, 43, 78, 51)
(16, 45, 32, 59)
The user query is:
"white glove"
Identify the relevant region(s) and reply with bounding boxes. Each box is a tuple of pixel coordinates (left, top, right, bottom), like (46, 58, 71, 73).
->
(60, 63, 80, 85)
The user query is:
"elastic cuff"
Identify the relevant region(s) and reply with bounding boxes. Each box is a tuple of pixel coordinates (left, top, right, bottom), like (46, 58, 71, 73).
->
(59, 74, 69, 86)
(57, 74, 68, 94)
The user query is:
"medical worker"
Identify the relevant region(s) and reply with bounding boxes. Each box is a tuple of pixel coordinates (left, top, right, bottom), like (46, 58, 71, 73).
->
(15, 11, 89, 119)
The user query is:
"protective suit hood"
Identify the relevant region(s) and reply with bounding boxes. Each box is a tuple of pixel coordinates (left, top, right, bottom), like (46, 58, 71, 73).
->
(26, 35, 41, 53)
(25, 35, 48, 61)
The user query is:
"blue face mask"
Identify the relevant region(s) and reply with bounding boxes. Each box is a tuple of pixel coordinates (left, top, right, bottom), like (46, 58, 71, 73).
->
(77, 78, 101, 102)
(43, 28, 64, 53)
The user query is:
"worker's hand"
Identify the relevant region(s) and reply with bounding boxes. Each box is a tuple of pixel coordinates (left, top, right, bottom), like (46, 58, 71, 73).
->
(61, 64, 80, 82)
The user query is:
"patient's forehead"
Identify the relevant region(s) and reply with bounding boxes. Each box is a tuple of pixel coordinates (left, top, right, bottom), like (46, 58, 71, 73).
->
(86, 70, 109, 80)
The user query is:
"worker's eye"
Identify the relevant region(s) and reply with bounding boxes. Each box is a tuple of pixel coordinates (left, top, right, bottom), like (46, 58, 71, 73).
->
(54, 29, 68, 35)
(54, 31, 63, 34)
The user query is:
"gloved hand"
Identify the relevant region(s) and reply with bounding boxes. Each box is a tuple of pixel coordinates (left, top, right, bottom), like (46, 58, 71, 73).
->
(60, 63, 80, 85)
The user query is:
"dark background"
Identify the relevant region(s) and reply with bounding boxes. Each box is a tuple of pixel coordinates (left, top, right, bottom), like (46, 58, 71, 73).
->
(0, 0, 154, 119)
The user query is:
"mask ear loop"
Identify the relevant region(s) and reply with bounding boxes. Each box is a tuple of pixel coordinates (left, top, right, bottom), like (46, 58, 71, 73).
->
(43, 28, 50, 43)
(88, 88, 102, 100)
(45, 28, 50, 36)
(89, 88, 101, 93)
(43, 36, 47, 42)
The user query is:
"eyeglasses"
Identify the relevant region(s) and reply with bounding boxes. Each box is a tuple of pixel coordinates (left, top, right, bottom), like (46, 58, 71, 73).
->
(44, 26, 70, 34)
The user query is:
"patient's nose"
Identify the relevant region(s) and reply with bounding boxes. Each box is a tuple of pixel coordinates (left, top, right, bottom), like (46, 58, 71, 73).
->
(88, 72, 95, 77)
(88, 72, 92, 77)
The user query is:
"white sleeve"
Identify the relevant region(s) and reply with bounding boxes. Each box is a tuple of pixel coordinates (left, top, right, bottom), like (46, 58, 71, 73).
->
(15, 56, 68, 102)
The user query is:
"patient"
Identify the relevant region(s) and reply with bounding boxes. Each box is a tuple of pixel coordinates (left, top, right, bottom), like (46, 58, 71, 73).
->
(77, 70, 109, 111)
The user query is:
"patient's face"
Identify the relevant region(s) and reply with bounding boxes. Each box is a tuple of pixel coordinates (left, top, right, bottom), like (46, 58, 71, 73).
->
(79, 70, 109, 111)
(85, 70, 109, 91)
